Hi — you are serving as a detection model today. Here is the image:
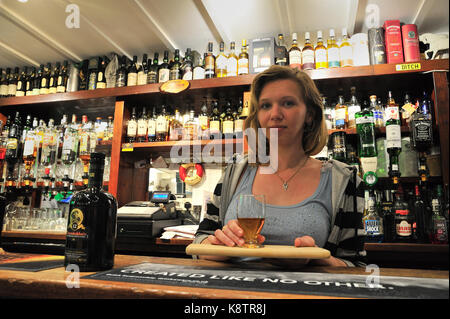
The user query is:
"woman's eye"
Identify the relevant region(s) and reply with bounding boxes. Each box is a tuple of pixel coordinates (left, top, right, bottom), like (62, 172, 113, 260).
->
(283, 100, 295, 107)
(260, 103, 271, 109)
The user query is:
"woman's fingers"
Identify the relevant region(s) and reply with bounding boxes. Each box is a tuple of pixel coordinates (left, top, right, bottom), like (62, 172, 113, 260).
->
(294, 235, 316, 247)
(212, 220, 245, 247)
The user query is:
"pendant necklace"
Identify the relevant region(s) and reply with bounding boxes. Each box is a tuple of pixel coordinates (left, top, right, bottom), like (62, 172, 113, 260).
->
(274, 157, 309, 191)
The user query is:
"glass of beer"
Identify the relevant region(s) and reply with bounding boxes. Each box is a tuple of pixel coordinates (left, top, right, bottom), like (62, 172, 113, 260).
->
(237, 194, 266, 248)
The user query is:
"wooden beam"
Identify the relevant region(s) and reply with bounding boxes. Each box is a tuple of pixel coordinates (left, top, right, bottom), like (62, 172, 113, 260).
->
(193, 0, 230, 45)
(0, 40, 40, 66)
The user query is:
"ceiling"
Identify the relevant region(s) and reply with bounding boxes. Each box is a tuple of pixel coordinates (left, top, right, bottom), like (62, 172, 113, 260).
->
(0, 0, 449, 69)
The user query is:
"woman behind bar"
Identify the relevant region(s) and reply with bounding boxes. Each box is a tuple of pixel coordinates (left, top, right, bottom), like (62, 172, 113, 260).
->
(194, 65, 366, 267)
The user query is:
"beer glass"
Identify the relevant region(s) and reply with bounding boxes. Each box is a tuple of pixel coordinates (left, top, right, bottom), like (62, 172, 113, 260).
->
(237, 194, 266, 248)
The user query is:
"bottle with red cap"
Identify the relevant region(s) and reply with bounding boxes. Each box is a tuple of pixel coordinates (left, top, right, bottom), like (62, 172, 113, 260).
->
(393, 185, 415, 242)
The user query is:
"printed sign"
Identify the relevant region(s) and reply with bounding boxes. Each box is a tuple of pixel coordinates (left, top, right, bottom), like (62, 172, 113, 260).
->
(395, 63, 421, 71)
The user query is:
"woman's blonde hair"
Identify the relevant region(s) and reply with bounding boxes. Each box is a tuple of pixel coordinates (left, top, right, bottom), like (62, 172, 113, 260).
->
(244, 65, 328, 162)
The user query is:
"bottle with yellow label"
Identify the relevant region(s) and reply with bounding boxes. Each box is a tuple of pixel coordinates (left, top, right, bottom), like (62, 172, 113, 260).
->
(327, 29, 340, 68)
(216, 42, 228, 77)
(238, 39, 249, 75)
(340, 28, 353, 67)
(315, 31, 327, 69)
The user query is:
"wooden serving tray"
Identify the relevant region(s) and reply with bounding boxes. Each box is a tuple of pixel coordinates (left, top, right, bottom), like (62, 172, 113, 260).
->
(185, 244, 330, 259)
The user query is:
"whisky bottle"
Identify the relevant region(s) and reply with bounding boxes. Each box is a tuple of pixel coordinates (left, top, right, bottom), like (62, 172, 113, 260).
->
(127, 55, 138, 86)
(431, 185, 448, 244)
(288, 33, 302, 69)
(169, 109, 184, 141)
(238, 39, 249, 75)
(22, 120, 37, 187)
(137, 53, 148, 85)
(393, 186, 414, 242)
(57, 60, 68, 93)
(88, 58, 98, 90)
(234, 98, 248, 139)
(334, 95, 348, 129)
(275, 34, 288, 66)
(79, 115, 95, 186)
(410, 92, 433, 152)
(209, 101, 221, 139)
(40, 63, 51, 95)
(0, 68, 9, 97)
(216, 42, 228, 77)
(327, 29, 340, 68)
(137, 107, 148, 142)
(183, 109, 198, 141)
(369, 95, 384, 128)
(41, 118, 58, 168)
(222, 101, 235, 139)
(156, 105, 168, 141)
(8, 67, 18, 97)
(347, 87, 361, 129)
(227, 42, 238, 76)
(96, 57, 107, 89)
(198, 102, 210, 140)
(116, 56, 127, 87)
(126, 107, 138, 143)
(147, 53, 159, 84)
(205, 42, 215, 79)
(61, 114, 80, 167)
(147, 107, 157, 142)
(33, 66, 42, 95)
(26, 67, 34, 96)
(314, 31, 327, 69)
(302, 32, 315, 70)
(15, 67, 26, 97)
(48, 63, 58, 94)
(169, 49, 181, 80)
(385, 91, 402, 184)
(340, 28, 353, 67)
(158, 51, 170, 83)
(64, 152, 118, 271)
(193, 53, 206, 80)
(181, 48, 194, 80)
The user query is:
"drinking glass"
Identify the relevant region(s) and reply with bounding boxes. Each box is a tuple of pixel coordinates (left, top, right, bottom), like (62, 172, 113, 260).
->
(237, 194, 266, 248)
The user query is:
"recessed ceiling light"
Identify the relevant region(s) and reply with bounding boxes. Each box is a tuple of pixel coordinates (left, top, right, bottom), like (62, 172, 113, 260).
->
(18, 0, 29, 3)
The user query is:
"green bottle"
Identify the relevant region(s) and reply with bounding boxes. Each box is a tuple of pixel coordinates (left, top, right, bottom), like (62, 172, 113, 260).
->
(355, 99, 377, 158)
(385, 91, 402, 184)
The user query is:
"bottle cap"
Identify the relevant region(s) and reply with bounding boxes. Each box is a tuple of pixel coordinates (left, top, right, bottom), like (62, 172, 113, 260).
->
(317, 30, 323, 38)
(329, 29, 335, 37)
(305, 32, 310, 39)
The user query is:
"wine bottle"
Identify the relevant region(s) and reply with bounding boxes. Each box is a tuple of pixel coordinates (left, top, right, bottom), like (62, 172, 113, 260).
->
(64, 152, 118, 271)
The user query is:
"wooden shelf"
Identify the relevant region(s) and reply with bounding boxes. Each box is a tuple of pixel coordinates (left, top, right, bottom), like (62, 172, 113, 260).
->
(365, 243, 448, 253)
(1, 59, 447, 108)
(328, 126, 411, 136)
(123, 138, 243, 150)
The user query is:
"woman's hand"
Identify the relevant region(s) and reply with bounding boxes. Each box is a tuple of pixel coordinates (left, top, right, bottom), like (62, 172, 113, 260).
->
(295, 235, 347, 267)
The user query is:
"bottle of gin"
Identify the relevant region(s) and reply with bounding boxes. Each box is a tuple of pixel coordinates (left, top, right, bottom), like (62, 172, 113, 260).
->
(363, 189, 384, 242)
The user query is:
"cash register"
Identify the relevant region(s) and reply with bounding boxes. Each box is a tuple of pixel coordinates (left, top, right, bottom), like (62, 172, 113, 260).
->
(117, 191, 182, 239)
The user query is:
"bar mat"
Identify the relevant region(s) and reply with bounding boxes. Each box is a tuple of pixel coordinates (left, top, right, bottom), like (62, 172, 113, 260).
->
(83, 262, 449, 299)
(0, 254, 64, 272)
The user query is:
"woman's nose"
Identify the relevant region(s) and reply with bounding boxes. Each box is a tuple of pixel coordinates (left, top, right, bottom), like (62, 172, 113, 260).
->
(269, 103, 283, 120)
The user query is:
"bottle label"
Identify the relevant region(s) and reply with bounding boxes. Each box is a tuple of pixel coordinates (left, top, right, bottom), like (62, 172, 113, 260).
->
(137, 120, 147, 136)
(0, 84, 8, 96)
(302, 50, 315, 64)
(335, 108, 347, 126)
(8, 84, 17, 96)
(365, 219, 382, 235)
(193, 67, 205, 80)
(315, 49, 327, 68)
(127, 73, 137, 86)
(234, 119, 244, 133)
(433, 218, 448, 241)
(80, 134, 89, 153)
(158, 69, 169, 83)
(356, 115, 374, 125)
(147, 71, 157, 84)
(385, 106, 399, 121)
(340, 46, 353, 66)
(348, 105, 361, 121)
(182, 69, 193, 81)
(327, 47, 340, 67)
(227, 57, 238, 76)
(223, 121, 234, 134)
(289, 51, 302, 68)
(96, 82, 106, 89)
(147, 120, 156, 135)
(156, 116, 166, 133)
(238, 58, 249, 74)
(373, 110, 383, 121)
(413, 121, 432, 142)
(386, 124, 402, 148)
(23, 137, 35, 156)
(88, 73, 97, 90)
(396, 220, 412, 236)
(169, 69, 180, 81)
(137, 71, 146, 85)
(198, 116, 209, 129)
(67, 208, 87, 238)
(216, 55, 228, 70)
(127, 122, 137, 136)
(15, 90, 25, 97)
(210, 121, 221, 133)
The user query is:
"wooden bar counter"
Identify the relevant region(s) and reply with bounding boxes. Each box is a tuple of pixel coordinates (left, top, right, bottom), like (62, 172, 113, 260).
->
(0, 250, 447, 299)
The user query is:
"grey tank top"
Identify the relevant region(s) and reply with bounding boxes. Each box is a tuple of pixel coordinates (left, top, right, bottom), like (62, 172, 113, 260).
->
(224, 164, 333, 247)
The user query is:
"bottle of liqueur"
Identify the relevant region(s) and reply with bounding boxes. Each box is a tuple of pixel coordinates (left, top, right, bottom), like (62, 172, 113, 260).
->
(158, 51, 170, 83)
(169, 108, 184, 141)
(147, 107, 157, 142)
(26, 67, 34, 96)
(116, 56, 127, 87)
(147, 53, 159, 84)
(181, 48, 194, 80)
(393, 186, 414, 242)
(64, 152, 118, 271)
(314, 31, 327, 69)
(274, 34, 288, 66)
(326, 29, 340, 68)
(198, 102, 210, 140)
(363, 189, 384, 242)
(96, 57, 107, 89)
(127, 55, 138, 86)
(226, 42, 239, 77)
(183, 108, 198, 141)
(385, 91, 402, 185)
(88, 58, 98, 90)
(205, 42, 215, 79)
(126, 107, 138, 143)
(137, 107, 148, 142)
(340, 28, 353, 67)
(8, 67, 18, 97)
(169, 49, 181, 80)
(215, 42, 228, 78)
(137, 53, 148, 85)
(302, 32, 315, 70)
(238, 39, 249, 75)
(156, 105, 168, 142)
(40, 63, 51, 95)
(412, 185, 427, 243)
(288, 33, 302, 70)
(334, 95, 347, 129)
(222, 101, 235, 139)
(48, 63, 58, 94)
(347, 87, 361, 129)
(0, 68, 8, 97)
(22, 119, 37, 187)
(209, 101, 222, 139)
(431, 185, 448, 244)
(234, 98, 247, 139)
(57, 61, 69, 93)
(15, 67, 26, 97)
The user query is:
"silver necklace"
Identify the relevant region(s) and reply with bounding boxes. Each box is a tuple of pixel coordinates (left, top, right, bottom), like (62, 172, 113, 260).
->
(273, 157, 309, 191)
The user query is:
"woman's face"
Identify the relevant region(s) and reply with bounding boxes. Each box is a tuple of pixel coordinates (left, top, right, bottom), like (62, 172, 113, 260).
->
(257, 79, 309, 147)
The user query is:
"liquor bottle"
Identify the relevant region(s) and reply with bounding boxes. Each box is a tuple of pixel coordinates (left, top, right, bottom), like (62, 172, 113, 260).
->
(274, 34, 288, 66)
(234, 98, 247, 139)
(322, 96, 334, 130)
(183, 108, 198, 141)
(412, 185, 427, 243)
(61, 114, 80, 167)
(430, 185, 448, 244)
(96, 57, 107, 89)
(0, 68, 8, 97)
(147, 53, 159, 84)
(64, 152, 118, 271)
(382, 189, 395, 242)
(314, 31, 327, 69)
(40, 63, 51, 95)
(393, 186, 414, 242)
(347, 145, 361, 176)
(193, 53, 206, 80)
(205, 42, 215, 79)
(116, 56, 127, 87)
(15, 67, 27, 97)
(238, 39, 249, 75)
(215, 42, 228, 78)
(222, 101, 235, 139)
(87, 58, 98, 91)
(127, 55, 138, 86)
(340, 28, 353, 67)
(126, 107, 138, 143)
(400, 92, 413, 126)
(168, 108, 183, 141)
(363, 190, 384, 242)
(8, 67, 18, 97)
(348, 93, 361, 130)
(198, 102, 210, 140)
(330, 131, 347, 162)
(181, 48, 194, 80)
(334, 95, 347, 129)
(137, 53, 148, 85)
(410, 91, 433, 152)
(169, 49, 181, 80)
(355, 100, 377, 180)
(158, 51, 170, 83)
(41, 118, 58, 168)
(155, 105, 168, 142)
(79, 115, 95, 186)
(224, 42, 238, 77)
(22, 120, 37, 186)
(57, 61, 68, 93)
(26, 67, 34, 96)
(103, 116, 114, 142)
(288, 33, 302, 69)
(326, 29, 340, 68)
(137, 107, 148, 142)
(385, 91, 402, 185)
(369, 95, 384, 128)
(209, 101, 221, 139)
(302, 32, 315, 70)
(147, 107, 157, 142)
(48, 63, 58, 94)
